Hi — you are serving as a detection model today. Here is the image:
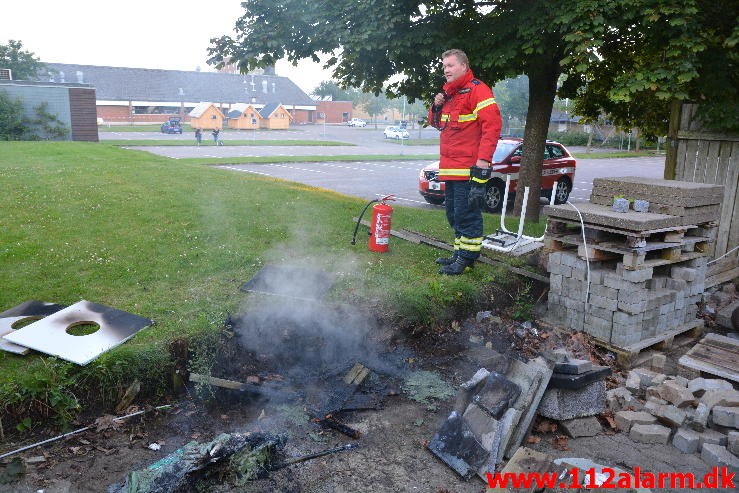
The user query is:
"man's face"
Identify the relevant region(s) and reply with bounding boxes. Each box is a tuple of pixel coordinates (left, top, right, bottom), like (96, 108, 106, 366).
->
(442, 55, 467, 83)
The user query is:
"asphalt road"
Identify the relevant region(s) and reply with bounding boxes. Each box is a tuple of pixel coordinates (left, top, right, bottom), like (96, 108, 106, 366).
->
(108, 125, 666, 210)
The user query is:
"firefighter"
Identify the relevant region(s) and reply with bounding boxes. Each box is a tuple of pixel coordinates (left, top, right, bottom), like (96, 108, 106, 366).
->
(428, 49, 502, 275)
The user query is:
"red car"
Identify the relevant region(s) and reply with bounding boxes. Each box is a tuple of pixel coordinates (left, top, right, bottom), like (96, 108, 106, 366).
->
(418, 138, 576, 212)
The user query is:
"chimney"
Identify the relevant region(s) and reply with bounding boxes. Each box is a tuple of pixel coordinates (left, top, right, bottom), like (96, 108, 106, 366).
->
(76, 71, 84, 83)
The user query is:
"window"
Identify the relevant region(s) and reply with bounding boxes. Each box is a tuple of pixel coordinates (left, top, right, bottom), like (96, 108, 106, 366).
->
(548, 145, 565, 158)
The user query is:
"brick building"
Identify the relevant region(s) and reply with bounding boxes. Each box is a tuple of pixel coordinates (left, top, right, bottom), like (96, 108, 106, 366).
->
(42, 64, 318, 125)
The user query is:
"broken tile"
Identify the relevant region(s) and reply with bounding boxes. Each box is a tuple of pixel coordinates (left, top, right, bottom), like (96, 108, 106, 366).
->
(473, 371, 521, 419)
(428, 411, 490, 479)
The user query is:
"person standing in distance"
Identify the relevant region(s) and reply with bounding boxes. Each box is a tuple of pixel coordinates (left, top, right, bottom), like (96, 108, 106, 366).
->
(428, 49, 502, 275)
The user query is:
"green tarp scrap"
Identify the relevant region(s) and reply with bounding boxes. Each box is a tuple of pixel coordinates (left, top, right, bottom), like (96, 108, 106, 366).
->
(108, 432, 286, 493)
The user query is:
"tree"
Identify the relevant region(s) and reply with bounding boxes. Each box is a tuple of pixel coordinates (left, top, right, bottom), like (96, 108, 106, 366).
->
(207, 0, 736, 220)
(0, 40, 46, 81)
(0, 90, 25, 140)
(311, 80, 359, 103)
(493, 76, 529, 134)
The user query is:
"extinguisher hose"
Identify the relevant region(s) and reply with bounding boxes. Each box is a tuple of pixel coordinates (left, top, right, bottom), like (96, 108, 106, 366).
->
(351, 199, 379, 245)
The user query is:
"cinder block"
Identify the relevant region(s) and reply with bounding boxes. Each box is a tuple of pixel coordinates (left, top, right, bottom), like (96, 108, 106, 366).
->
(689, 283, 705, 296)
(666, 278, 688, 291)
(614, 311, 644, 328)
(616, 263, 654, 282)
(549, 262, 572, 277)
(559, 416, 602, 438)
(607, 387, 640, 412)
(700, 443, 739, 470)
(688, 378, 734, 397)
(550, 274, 563, 293)
(672, 427, 700, 454)
(604, 273, 647, 291)
(699, 429, 728, 450)
(654, 381, 695, 408)
(589, 268, 606, 285)
(548, 251, 563, 267)
(630, 423, 671, 444)
(583, 314, 612, 341)
(564, 277, 586, 293)
(618, 287, 651, 305)
(711, 406, 739, 428)
(671, 266, 697, 282)
(650, 403, 687, 427)
(585, 304, 614, 321)
(561, 252, 585, 268)
(563, 297, 586, 311)
(615, 410, 657, 432)
(610, 326, 642, 346)
(647, 276, 668, 289)
(728, 431, 739, 455)
(571, 266, 588, 281)
(589, 294, 618, 312)
(618, 299, 648, 315)
(591, 284, 618, 299)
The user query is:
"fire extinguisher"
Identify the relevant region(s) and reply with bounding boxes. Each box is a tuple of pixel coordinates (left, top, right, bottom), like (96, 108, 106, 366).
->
(351, 195, 395, 252)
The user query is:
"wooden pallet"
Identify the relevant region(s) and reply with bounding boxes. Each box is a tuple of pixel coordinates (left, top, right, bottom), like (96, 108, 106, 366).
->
(590, 319, 704, 368)
(544, 233, 711, 270)
(678, 333, 739, 383)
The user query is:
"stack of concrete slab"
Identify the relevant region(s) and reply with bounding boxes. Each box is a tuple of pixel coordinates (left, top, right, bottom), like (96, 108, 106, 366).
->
(589, 177, 723, 226)
(543, 177, 722, 350)
(428, 356, 552, 481)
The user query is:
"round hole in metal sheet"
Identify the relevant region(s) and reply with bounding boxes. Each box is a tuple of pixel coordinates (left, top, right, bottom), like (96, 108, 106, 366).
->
(11, 317, 40, 330)
(66, 321, 101, 336)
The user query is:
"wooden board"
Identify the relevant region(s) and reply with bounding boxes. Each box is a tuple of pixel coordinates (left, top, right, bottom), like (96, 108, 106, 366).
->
(678, 333, 739, 383)
(591, 319, 704, 368)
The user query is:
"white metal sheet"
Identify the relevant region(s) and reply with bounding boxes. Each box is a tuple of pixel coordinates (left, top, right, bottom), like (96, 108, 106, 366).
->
(0, 316, 34, 355)
(3, 300, 153, 365)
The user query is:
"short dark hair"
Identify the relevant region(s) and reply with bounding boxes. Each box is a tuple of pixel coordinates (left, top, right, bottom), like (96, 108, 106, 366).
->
(442, 49, 469, 67)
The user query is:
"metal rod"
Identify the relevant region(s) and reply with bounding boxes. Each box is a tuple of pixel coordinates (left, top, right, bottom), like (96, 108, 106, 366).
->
(268, 443, 358, 470)
(0, 404, 173, 460)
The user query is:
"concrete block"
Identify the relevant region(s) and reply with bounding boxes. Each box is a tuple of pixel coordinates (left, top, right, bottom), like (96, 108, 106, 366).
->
(604, 273, 646, 291)
(613, 311, 644, 328)
(617, 287, 651, 305)
(561, 252, 586, 268)
(728, 431, 739, 456)
(610, 326, 642, 347)
(672, 427, 701, 454)
(671, 266, 698, 282)
(700, 443, 739, 470)
(688, 378, 733, 397)
(549, 262, 572, 277)
(563, 277, 586, 293)
(607, 387, 640, 412)
(651, 403, 687, 428)
(625, 372, 642, 393)
(700, 389, 739, 409)
(537, 380, 606, 420)
(589, 294, 618, 312)
(589, 268, 606, 285)
(590, 284, 618, 299)
(630, 423, 671, 444)
(630, 367, 662, 389)
(688, 282, 705, 296)
(651, 354, 667, 371)
(554, 359, 593, 375)
(699, 429, 728, 450)
(547, 251, 563, 267)
(550, 274, 563, 293)
(692, 403, 711, 431)
(616, 263, 654, 282)
(583, 314, 613, 341)
(559, 416, 602, 438)
(571, 266, 588, 281)
(659, 301, 675, 315)
(712, 406, 739, 429)
(666, 278, 688, 291)
(615, 410, 657, 432)
(647, 276, 667, 290)
(618, 299, 648, 315)
(585, 304, 614, 322)
(632, 199, 650, 212)
(654, 381, 696, 408)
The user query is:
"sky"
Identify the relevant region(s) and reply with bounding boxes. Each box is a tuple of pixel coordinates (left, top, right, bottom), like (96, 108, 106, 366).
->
(1, 0, 334, 94)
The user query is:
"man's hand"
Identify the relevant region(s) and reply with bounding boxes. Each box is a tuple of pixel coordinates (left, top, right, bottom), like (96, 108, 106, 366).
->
(468, 164, 492, 211)
(433, 93, 446, 108)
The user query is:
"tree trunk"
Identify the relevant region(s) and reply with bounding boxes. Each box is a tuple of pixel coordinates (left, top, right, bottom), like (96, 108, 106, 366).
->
(513, 55, 560, 222)
(586, 123, 594, 152)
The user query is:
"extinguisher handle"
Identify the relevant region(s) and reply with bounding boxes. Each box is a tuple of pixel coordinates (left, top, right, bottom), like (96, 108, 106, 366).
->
(380, 194, 396, 203)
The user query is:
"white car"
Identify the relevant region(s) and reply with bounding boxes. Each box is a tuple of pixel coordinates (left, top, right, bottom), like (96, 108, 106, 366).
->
(348, 118, 367, 127)
(384, 126, 409, 139)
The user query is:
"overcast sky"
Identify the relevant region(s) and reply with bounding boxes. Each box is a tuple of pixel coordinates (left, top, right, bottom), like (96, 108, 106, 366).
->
(1, 0, 333, 93)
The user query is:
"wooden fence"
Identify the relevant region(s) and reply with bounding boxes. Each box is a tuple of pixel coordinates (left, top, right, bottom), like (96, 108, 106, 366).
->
(665, 102, 739, 286)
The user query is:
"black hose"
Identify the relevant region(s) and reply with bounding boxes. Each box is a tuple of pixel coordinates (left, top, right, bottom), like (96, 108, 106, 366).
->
(351, 199, 379, 245)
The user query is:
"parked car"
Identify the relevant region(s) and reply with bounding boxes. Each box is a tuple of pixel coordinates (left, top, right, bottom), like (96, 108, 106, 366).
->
(348, 118, 367, 127)
(384, 126, 410, 139)
(160, 117, 183, 134)
(418, 138, 576, 212)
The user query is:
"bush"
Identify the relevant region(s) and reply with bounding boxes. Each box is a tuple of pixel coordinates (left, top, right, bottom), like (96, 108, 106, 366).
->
(546, 130, 591, 146)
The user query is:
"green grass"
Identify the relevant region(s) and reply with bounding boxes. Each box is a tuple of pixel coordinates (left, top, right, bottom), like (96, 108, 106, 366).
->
(571, 151, 660, 159)
(0, 141, 532, 431)
(104, 139, 355, 147)
(175, 154, 439, 165)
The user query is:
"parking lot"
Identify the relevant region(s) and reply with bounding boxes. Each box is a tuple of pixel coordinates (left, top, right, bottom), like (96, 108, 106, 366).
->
(110, 124, 666, 209)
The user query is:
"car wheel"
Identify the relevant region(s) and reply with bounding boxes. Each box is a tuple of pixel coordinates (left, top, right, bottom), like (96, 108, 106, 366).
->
(553, 177, 572, 204)
(424, 196, 445, 205)
(484, 181, 505, 213)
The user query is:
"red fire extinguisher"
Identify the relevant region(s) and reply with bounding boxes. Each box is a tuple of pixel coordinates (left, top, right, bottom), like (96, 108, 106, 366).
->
(351, 195, 395, 252)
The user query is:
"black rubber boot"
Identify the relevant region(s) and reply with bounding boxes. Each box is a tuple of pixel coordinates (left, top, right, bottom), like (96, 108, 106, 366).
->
(435, 252, 458, 265)
(439, 256, 474, 275)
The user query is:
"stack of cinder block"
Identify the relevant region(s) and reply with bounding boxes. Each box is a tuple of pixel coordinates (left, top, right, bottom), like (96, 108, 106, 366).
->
(543, 177, 723, 349)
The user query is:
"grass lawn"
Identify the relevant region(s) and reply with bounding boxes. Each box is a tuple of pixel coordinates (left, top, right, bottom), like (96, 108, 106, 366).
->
(0, 142, 540, 431)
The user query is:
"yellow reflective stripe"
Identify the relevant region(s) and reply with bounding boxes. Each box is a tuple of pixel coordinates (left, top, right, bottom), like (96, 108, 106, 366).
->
(475, 98, 496, 112)
(458, 113, 476, 122)
(439, 169, 471, 177)
(453, 238, 461, 251)
(441, 114, 450, 121)
(459, 236, 483, 252)
(471, 177, 489, 184)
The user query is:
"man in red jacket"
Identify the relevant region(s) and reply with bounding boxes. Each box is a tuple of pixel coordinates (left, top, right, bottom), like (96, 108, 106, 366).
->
(428, 49, 502, 274)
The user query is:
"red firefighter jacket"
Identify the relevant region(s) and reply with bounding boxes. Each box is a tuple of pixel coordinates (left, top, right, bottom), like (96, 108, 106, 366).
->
(428, 69, 502, 181)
